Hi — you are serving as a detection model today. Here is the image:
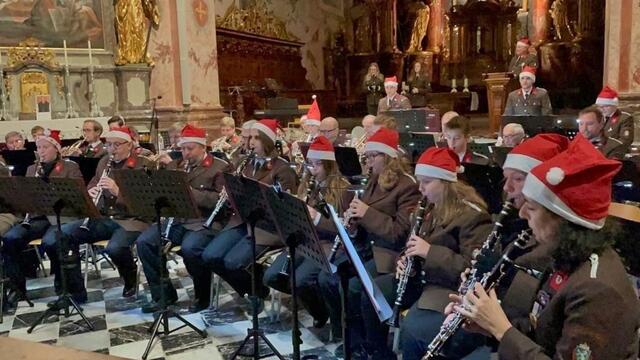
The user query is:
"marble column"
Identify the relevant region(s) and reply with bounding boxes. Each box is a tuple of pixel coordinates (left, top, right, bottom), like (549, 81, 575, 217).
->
(148, 0, 224, 137)
(529, 0, 550, 45)
(603, 0, 640, 112)
(427, 0, 445, 53)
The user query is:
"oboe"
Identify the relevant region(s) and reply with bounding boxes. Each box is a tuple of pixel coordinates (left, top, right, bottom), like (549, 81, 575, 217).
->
(21, 161, 44, 228)
(422, 229, 532, 360)
(202, 149, 255, 229)
(161, 160, 191, 243)
(388, 198, 431, 327)
(80, 154, 115, 231)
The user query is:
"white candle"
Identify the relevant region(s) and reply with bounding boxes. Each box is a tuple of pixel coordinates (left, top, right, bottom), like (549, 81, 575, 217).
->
(476, 26, 481, 53)
(88, 40, 93, 67)
(452, 0, 457, 5)
(63, 40, 69, 67)
(464, 77, 469, 88)
(452, 78, 457, 88)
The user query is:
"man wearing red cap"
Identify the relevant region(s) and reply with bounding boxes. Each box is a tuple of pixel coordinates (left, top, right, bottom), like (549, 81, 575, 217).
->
(136, 124, 233, 313)
(2, 130, 83, 308)
(450, 135, 640, 360)
(508, 37, 538, 78)
(578, 105, 626, 160)
(377, 76, 412, 113)
(42, 126, 154, 304)
(503, 66, 552, 116)
(595, 85, 635, 151)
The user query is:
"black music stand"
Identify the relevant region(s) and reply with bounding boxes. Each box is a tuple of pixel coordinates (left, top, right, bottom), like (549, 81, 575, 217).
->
(262, 186, 334, 360)
(0, 178, 35, 322)
(334, 147, 362, 178)
(66, 156, 101, 185)
(112, 169, 206, 360)
(488, 145, 512, 167)
(399, 132, 437, 163)
(501, 115, 557, 137)
(381, 108, 441, 133)
(461, 163, 504, 214)
(223, 173, 284, 360)
(21, 178, 101, 333)
(323, 204, 392, 360)
(1, 149, 36, 176)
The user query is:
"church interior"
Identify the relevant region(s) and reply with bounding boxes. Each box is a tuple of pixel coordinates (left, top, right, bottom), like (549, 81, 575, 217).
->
(0, 0, 639, 359)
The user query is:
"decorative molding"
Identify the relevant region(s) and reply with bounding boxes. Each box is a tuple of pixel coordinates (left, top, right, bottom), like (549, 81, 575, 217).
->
(216, 0, 297, 42)
(6, 37, 60, 71)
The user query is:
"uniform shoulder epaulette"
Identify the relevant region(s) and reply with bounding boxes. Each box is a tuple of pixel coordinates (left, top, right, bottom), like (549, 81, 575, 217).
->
(277, 156, 290, 163)
(535, 87, 548, 94)
(212, 155, 229, 166)
(462, 199, 483, 213)
(401, 171, 417, 183)
(620, 111, 632, 117)
(473, 152, 489, 160)
(609, 137, 623, 145)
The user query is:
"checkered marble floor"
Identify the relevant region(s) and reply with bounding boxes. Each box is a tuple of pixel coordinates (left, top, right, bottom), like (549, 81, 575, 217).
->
(1, 257, 342, 360)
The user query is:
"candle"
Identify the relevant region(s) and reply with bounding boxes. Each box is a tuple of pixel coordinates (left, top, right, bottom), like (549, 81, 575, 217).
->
(452, 78, 457, 88)
(63, 40, 69, 67)
(88, 40, 93, 67)
(464, 77, 469, 88)
(476, 26, 481, 53)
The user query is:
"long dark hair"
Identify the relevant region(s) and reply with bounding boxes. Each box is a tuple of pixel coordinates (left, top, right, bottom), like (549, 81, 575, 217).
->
(553, 220, 618, 274)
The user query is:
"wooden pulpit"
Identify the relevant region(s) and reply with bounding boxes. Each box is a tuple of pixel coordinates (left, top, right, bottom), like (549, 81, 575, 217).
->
(483, 72, 513, 134)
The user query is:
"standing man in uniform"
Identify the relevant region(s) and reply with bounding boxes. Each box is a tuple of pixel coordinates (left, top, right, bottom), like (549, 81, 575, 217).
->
(508, 37, 538, 77)
(377, 76, 412, 113)
(595, 86, 635, 152)
(503, 66, 552, 116)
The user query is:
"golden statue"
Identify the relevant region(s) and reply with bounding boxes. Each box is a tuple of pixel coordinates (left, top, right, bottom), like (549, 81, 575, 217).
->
(407, 1, 430, 53)
(549, 0, 575, 41)
(115, 0, 160, 65)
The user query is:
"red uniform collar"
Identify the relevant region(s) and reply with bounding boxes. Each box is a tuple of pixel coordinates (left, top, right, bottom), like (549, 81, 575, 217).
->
(125, 154, 138, 168)
(521, 87, 536, 96)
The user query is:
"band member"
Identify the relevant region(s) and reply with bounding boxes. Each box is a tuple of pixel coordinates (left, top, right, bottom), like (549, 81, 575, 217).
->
(43, 126, 153, 302)
(317, 127, 421, 356)
(4, 131, 26, 150)
(64, 119, 106, 158)
(166, 122, 185, 150)
(404, 61, 431, 107)
(578, 105, 626, 160)
(319, 117, 342, 146)
(291, 97, 322, 157)
(0, 161, 16, 236)
(595, 85, 635, 150)
(378, 76, 412, 113)
(363, 62, 385, 116)
(2, 130, 82, 305)
(508, 37, 538, 78)
(210, 116, 240, 153)
(202, 119, 297, 304)
(30, 126, 45, 141)
(107, 115, 126, 130)
(263, 136, 352, 327)
(358, 147, 491, 359)
(362, 115, 376, 138)
(136, 124, 232, 313)
(129, 127, 154, 157)
(498, 123, 526, 147)
(229, 120, 256, 167)
(450, 135, 640, 360)
(443, 116, 489, 165)
(503, 66, 552, 116)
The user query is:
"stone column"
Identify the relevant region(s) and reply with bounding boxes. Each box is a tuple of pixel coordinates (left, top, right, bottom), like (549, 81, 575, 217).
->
(528, 0, 550, 45)
(603, 0, 640, 112)
(427, 0, 445, 53)
(149, 0, 224, 137)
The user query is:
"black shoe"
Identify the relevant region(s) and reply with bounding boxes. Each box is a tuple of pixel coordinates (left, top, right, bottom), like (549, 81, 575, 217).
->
(122, 285, 136, 298)
(334, 344, 368, 359)
(188, 300, 209, 313)
(141, 295, 178, 314)
(313, 313, 329, 328)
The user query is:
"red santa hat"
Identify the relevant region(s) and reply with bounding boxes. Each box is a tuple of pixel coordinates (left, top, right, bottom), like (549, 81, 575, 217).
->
(364, 127, 399, 158)
(595, 86, 619, 106)
(517, 37, 531, 47)
(305, 95, 321, 126)
(522, 134, 621, 230)
(36, 129, 62, 151)
(415, 147, 463, 182)
(503, 133, 570, 174)
(252, 119, 278, 143)
(384, 76, 399, 87)
(178, 124, 207, 146)
(104, 126, 134, 142)
(519, 66, 537, 82)
(306, 135, 335, 161)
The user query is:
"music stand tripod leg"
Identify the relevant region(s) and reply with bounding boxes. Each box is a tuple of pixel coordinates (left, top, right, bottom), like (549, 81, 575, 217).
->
(0, 240, 35, 323)
(338, 263, 352, 360)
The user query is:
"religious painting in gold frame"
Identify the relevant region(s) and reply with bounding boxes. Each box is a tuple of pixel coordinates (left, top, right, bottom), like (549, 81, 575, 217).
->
(20, 72, 50, 114)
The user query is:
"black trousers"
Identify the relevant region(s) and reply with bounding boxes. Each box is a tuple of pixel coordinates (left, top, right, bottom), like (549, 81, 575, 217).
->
(2, 218, 50, 294)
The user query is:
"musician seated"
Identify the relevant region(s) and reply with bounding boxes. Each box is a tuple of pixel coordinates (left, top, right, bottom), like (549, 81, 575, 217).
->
(43, 127, 153, 302)
(358, 147, 491, 359)
(290, 97, 322, 156)
(30, 126, 44, 142)
(166, 121, 185, 150)
(4, 131, 26, 151)
(65, 119, 106, 158)
(319, 117, 342, 146)
(317, 128, 421, 357)
(2, 131, 82, 308)
(377, 76, 412, 114)
(438, 111, 460, 143)
(362, 115, 376, 139)
(128, 127, 154, 157)
(578, 105, 626, 160)
(449, 135, 640, 360)
(229, 120, 256, 167)
(497, 123, 526, 147)
(595, 85, 635, 150)
(210, 116, 240, 153)
(503, 66, 552, 116)
(444, 116, 490, 165)
(136, 124, 232, 313)
(263, 136, 352, 328)
(107, 115, 126, 131)
(202, 119, 297, 306)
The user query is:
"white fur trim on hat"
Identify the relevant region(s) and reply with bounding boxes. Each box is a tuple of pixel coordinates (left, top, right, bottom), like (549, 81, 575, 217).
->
(242, 120, 257, 130)
(384, 80, 398, 87)
(364, 141, 398, 158)
(503, 153, 542, 173)
(304, 119, 321, 126)
(306, 149, 335, 161)
(252, 122, 276, 142)
(415, 164, 457, 182)
(519, 71, 536, 81)
(522, 173, 605, 230)
(595, 97, 619, 106)
(36, 136, 61, 151)
(178, 137, 207, 147)
(104, 130, 132, 142)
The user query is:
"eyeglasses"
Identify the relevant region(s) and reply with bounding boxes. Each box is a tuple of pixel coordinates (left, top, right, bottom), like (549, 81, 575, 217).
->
(106, 141, 128, 149)
(320, 128, 338, 134)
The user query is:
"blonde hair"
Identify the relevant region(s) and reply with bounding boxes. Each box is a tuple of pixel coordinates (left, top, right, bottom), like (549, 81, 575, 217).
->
(433, 181, 487, 226)
(298, 160, 349, 213)
(379, 155, 411, 190)
(221, 116, 235, 128)
(374, 114, 397, 130)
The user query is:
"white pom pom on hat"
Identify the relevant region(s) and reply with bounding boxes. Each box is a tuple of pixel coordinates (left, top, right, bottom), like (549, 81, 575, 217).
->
(545, 167, 565, 186)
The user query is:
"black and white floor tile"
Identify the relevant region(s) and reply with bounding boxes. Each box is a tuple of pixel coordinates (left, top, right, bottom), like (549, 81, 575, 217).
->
(1, 257, 343, 359)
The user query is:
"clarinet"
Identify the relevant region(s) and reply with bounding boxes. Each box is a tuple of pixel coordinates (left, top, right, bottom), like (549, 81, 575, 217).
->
(422, 229, 532, 360)
(21, 161, 45, 228)
(80, 154, 115, 231)
(202, 149, 255, 229)
(388, 198, 431, 327)
(327, 167, 372, 263)
(161, 160, 191, 243)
